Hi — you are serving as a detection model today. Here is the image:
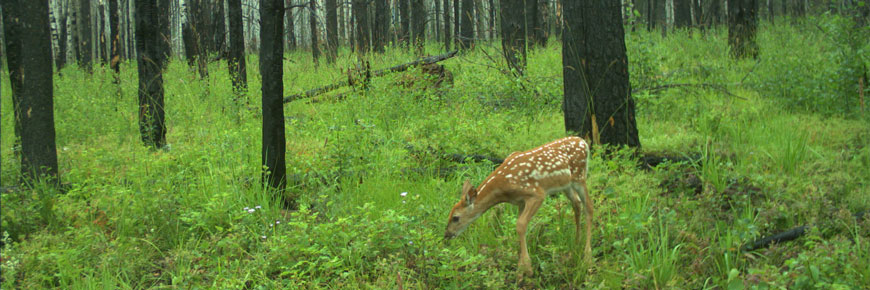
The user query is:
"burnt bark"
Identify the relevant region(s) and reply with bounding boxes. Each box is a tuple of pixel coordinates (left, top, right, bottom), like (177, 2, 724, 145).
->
(8, 0, 61, 185)
(110, 0, 120, 85)
(562, 1, 640, 149)
(353, 0, 370, 53)
(728, 0, 758, 59)
(56, 1, 69, 70)
(453, 0, 459, 47)
(78, 0, 93, 72)
(459, 0, 473, 48)
(228, 0, 247, 94)
(411, 0, 425, 55)
(3, 0, 24, 148)
(261, 0, 291, 207)
(310, 0, 320, 64)
(399, 0, 410, 48)
(675, 0, 692, 28)
(286, 0, 297, 50)
(443, 0, 451, 51)
(136, 0, 167, 149)
(374, 0, 389, 53)
(500, 0, 525, 74)
(326, 0, 338, 61)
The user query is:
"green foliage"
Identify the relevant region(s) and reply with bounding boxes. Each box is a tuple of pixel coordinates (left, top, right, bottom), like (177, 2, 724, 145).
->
(2, 18, 870, 289)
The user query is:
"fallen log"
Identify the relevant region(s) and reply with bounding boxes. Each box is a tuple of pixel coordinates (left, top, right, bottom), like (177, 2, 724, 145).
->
(741, 209, 870, 252)
(741, 225, 808, 252)
(283, 51, 459, 103)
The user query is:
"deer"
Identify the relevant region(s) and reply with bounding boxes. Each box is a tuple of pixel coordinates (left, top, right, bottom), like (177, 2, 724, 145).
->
(444, 136, 593, 279)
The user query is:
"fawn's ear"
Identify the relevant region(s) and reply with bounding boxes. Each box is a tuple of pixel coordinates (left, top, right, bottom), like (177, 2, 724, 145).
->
(462, 179, 477, 204)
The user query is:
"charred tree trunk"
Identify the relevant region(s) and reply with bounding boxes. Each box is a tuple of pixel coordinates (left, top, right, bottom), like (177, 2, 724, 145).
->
(562, 1, 640, 149)
(110, 0, 120, 82)
(353, 0, 370, 54)
(158, 0, 171, 65)
(326, 0, 338, 61)
(3, 0, 24, 149)
(374, 0, 389, 53)
(78, 0, 93, 72)
(310, 0, 320, 64)
(228, 0, 247, 94)
(459, 0, 473, 49)
(411, 0, 425, 55)
(99, 3, 108, 64)
(260, 0, 292, 208)
(443, 0, 451, 51)
(17, 0, 61, 186)
(212, 0, 226, 56)
(728, 0, 758, 59)
(674, 0, 692, 28)
(500, 0, 525, 74)
(136, 0, 167, 149)
(399, 0, 410, 48)
(56, 0, 69, 71)
(525, 0, 540, 46)
(286, 0, 297, 50)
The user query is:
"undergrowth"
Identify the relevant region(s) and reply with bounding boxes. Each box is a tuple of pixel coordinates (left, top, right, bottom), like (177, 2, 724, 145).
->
(2, 15, 869, 289)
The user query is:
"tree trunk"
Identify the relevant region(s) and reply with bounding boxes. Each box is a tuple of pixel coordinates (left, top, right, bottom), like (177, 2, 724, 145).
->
(453, 0, 459, 47)
(443, 0, 451, 51)
(562, 1, 640, 149)
(500, 0, 525, 74)
(674, 0, 691, 28)
(3, 0, 24, 150)
(99, 3, 108, 64)
(434, 0, 441, 44)
(728, 0, 758, 59)
(525, 0, 540, 46)
(326, 0, 338, 61)
(459, 0, 473, 49)
(260, 0, 291, 208)
(158, 0, 171, 65)
(411, 0, 425, 55)
(374, 0, 389, 53)
(353, 0, 370, 54)
(228, 0, 247, 94)
(136, 0, 167, 149)
(286, 0, 297, 50)
(78, 0, 92, 72)
(16, 0, 62, 186)
(399, 0, 410, 48)
(692, 0, 702, 26)
(110, 0, 120, 83)
(489, 0, 496, 40)
(56, 0, 69, 71)
(648, 0, 655, 30)
(310, 0, 320, 64)
(214, 0, 226, 56)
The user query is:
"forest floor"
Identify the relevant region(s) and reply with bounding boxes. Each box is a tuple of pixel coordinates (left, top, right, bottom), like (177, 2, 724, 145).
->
(2, 17, 869, 289)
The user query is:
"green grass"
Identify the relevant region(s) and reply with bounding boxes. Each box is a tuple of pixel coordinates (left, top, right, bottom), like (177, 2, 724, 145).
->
(2, 16, 870, 289)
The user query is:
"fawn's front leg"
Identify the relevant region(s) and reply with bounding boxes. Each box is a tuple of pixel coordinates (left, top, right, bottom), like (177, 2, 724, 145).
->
(516, 195, 544, 279)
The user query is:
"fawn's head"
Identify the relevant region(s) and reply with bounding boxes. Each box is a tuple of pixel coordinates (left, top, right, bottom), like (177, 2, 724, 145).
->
(444, 179, 480, 239)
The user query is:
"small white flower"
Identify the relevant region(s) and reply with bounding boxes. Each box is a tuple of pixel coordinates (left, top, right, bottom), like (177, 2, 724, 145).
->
(408, 241, 413, 245)
(244, 207, 250, 211)
(400, 192, 408, 197)
(275, 220, 281, 224)
(255, 205, 262, 209)
(261, 235, 267, 239)
(248, 209, 255, 213)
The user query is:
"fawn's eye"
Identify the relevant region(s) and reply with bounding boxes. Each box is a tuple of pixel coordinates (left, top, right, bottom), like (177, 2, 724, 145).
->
(452, 216, 460, 223)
